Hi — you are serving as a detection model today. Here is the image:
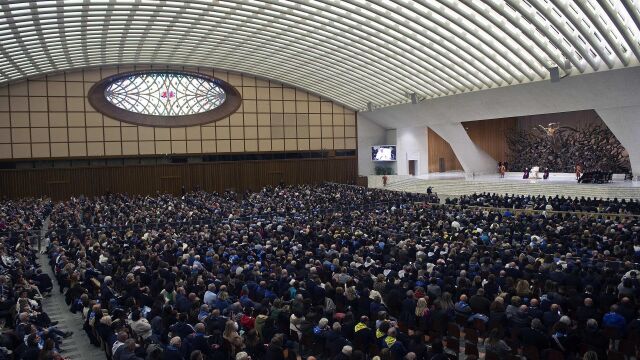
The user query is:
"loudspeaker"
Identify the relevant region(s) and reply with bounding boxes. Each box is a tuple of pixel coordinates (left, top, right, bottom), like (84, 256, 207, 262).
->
(549, 67, 560, 83)
(410, 93, 418, 104)
(367, 102, 373, 111)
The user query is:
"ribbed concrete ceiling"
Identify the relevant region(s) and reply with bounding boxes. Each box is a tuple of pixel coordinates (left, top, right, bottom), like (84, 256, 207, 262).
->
(1, 0, 639, 110)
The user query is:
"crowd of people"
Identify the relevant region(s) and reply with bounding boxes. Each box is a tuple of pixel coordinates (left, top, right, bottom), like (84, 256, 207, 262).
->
(0, 198, 75, 360)
(2, 184, 640, 360)
(446, 193, 640, 215)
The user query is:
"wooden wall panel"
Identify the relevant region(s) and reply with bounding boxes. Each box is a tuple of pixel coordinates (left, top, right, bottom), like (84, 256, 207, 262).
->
(428, 127, 462, 172)
(0, 157, 357, 200)
(463, 117, 517, 164)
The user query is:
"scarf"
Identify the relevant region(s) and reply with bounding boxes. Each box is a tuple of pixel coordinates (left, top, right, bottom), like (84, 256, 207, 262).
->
(384, 336, 396, 348)
(355, 322, 368, 332)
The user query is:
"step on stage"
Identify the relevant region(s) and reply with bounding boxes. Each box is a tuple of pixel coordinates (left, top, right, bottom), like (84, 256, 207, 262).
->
(378, 172, 640, 200)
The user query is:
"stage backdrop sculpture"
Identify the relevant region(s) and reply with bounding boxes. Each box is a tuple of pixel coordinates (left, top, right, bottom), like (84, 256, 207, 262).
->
(506, 123, 630, 173)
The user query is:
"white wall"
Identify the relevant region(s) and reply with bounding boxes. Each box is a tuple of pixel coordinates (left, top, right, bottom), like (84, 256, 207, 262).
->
(396, 127, 428, 176)
(429, 122, 496, 175)
(357, 115, 387, 175)
(596, 106, 640, 177)
(359, 66, 640, 175)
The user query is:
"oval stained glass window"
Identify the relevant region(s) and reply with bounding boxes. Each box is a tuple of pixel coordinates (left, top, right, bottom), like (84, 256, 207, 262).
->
(88, 70, 242, 127)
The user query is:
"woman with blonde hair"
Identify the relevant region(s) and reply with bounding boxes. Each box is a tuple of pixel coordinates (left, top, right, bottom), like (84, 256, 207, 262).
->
(515, 279, 531, 298)
(414, 297, 430, 333)
(223, 320, 244, 355)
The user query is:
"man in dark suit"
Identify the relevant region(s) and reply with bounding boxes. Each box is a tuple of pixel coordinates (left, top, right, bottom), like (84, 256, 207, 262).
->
(164, 336, 185, 360)
(518, 319, 549, 349)
(469, 289, 491, 316)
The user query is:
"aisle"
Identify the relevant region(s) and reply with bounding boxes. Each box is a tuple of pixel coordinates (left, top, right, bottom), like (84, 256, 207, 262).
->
(36, 218, 105, 360)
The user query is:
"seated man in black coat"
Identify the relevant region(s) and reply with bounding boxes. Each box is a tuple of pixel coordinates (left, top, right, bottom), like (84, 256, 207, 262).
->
(518, 318, 549, 350)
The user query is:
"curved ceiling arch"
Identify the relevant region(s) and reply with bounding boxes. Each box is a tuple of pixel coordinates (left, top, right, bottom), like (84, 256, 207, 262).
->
(0, 0, 639, 110)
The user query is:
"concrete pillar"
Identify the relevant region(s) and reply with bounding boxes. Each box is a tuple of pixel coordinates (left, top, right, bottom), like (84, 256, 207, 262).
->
(429, 122, 496, 175)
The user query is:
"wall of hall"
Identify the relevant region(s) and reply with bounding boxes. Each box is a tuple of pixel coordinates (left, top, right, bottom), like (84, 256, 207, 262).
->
(0, 157, 357, 200)
(0, 65, 357, 160)
(464, 117, 517, 164)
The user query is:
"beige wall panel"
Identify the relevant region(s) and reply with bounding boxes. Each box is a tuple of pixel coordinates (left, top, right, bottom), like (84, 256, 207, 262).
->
(87, 127, 104, 142)
(334, 138, 346, 149)
(201, 126, 215, 140)
(310, 139, 322, 150)
(47, 82, 66, 96)
(139, 141, 155, 155)
(295, 90, 308, 101)
(241, 100, 255, 113)
(12, 143, 31, 158)
(297, 139, 309, 150)
(271, 126, 284, 139)
(309, 102, 320, 113)
(0, 144, 11, 158)
(105, 142, 122, 156)
(258, 127, 271, 139)
(297, 126, 309, 138)
(138, 127, 155, 141)
(32, 143, 50, 157)
(48, 98, 66, 112)
(87, 142, 105, 156)
(50, 143, 69, 157)
(66, 82, 84, 96)
(155, 128, 170, 141)
(345, 126, 356, 137)
(257, 114, 270, 126)
(67, 98, 84, 111)
(155, 141, 171, 154)
(257, 88, 270, 100)
(217, 140, 231, 152)
(231, 139, 244, 152)
(50, 128, 68, 142)
(68, 128, 86, 142)
(187, 140, 202, 153)
(0, 128, 10, 143)
(230, 114, 243, 126)
(0, 67, 357, 159)
(121, 127, 138, 141)
(28, 81, 47, 96)
(66, 71, 83, 81)
(122, 142, 139, 155)
(258, 139, 271, 151)
(283, 101, 296, 113)
(256, 100, 269, 113)
(216, 127, 230, 139)
(271, 139, 284, 151)
(0, 113, 9, 127)
(345, 138, 356, 149)
(284, 126, 297, 138)
(230, 127, 244, 139)
(31, 128, 49, 142)
(322, 138, 334, 149)
(29, 97, 48, 112)
(0, 97, 8, 112)
(186, 126, 201, 140)
(171, 141, 187, 154)
(49, 113, 67, 127)
(11, 112, 29, 127)
(69, 113, 86, 127)
(10, 97, 29, 112)
(309, 126, 321, 138)
(171, 127, 186, 140)
(104, 127, 121, 141)
(69, 143, 87, 157)
(30, 112, 48, 127)
(202, 140, 216, 153)
(12, 128, 30, 143)
(244, 126, 257, 139)
(285, 139, 297, 151)
(283, 88, 295, 100)
(9, 82, 28, 96)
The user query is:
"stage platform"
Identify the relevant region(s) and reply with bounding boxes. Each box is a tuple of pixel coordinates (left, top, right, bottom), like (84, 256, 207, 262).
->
(368, 172, 640, 200)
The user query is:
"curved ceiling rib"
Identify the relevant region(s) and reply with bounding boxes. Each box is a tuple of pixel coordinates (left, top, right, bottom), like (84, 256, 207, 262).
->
(0, 0, 638, 110)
